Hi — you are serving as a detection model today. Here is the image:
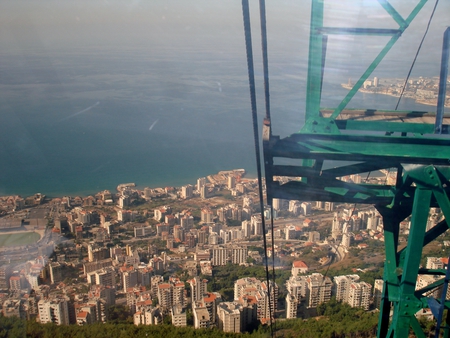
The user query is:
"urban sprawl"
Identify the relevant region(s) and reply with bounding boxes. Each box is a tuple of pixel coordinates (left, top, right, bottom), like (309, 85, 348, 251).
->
(342, 76, 450, 107)
(0, 169, 447, 332)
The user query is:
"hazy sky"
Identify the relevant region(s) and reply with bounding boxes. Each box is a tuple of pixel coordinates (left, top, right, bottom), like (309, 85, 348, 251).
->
(0, 2, 446, 45)
(1, 0, 448, 82)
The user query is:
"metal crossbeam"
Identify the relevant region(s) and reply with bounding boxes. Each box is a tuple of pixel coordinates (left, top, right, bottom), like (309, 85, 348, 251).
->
(260, 0, 450, 336)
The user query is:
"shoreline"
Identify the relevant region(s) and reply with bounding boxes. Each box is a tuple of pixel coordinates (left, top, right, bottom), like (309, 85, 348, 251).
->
(1, 168, 255, 200)
(341, 83, 450, 108)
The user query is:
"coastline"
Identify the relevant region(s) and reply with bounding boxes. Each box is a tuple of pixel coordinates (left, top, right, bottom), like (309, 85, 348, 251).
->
(341, 83, 450, 108)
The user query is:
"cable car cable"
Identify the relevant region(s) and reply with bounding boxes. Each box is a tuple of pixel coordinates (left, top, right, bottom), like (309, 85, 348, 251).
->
(395, 0, 439, 110)
(241, 0, 275, 335)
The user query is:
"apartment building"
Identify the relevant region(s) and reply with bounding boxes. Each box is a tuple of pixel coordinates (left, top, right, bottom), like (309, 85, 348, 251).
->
(38, 298, 70, 325)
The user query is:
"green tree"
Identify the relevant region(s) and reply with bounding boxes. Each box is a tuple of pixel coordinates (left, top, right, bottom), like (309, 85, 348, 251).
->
(108, 305, 132, 324)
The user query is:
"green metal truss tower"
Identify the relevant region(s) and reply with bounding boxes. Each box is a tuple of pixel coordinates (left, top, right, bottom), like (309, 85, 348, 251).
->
(261, 0, 450, 336)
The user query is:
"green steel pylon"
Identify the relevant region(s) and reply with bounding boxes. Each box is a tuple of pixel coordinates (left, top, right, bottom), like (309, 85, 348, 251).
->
(260, 0, 450, 336)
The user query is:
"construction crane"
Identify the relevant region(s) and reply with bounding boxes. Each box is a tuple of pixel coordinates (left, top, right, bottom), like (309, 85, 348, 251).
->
(244, 0, 450, 337)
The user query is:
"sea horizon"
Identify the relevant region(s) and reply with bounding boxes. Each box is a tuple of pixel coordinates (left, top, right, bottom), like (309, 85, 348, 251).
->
(2, 79, 447, 199)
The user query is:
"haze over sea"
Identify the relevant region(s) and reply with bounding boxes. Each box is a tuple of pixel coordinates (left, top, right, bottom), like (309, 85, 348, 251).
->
(1, 1, 449, 197)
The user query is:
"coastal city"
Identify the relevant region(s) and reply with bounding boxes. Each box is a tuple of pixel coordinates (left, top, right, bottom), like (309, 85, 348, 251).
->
(0, 169, 447, 334)
(342, 76, 450, 107)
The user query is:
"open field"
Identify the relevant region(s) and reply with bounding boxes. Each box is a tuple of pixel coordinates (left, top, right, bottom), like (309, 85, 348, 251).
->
(0, 232, 40, 247)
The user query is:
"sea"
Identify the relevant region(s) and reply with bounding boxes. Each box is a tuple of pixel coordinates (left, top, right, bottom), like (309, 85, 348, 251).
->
(0, 45, 447, 198)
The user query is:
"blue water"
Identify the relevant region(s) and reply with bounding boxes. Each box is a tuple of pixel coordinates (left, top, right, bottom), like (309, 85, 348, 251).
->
(0, 47, 446, 197)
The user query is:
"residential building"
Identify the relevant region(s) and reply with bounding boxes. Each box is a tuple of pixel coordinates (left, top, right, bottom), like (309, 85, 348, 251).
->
(87, 267, 116, 288)
(230, 246, 248, 265)
(217, 302, 243, 333)
(9, 275, 22, 291)
(121, 266, 138, 292)
(193, 306, 211, 329)
(192, 292, 222, 329)
(181, 185, 193, 199)
(157, 277, 185, 312)
(234, 278, 277, 322)
(285, 293, 298, 319)
(333, 275, 360, 303)
(38, 298, 70, 325)
(134, 226, 153, 237)
(242, 220, 252, 238)
(49, 262, 63, 285)
(133, 305, 162, 325)
(211, 246, 228, 266)
(291, 261, 309, 276)
(347, 281, 372, 310)
(3, 299, 26, 319)
(426, 257, 445, 269)
(171, 305, 187, 327)
(197, 177, 206, 191)
(228, 176, 236, 189)
(305, 273, 332, 309)
(308, 231, 320, 243)
(188, 276, 208, 302)
(373, 279, 384, 309)
(251, 215, 262, 236)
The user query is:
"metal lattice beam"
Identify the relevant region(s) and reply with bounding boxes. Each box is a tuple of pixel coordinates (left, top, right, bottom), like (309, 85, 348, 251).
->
(261, 0, 450, 336)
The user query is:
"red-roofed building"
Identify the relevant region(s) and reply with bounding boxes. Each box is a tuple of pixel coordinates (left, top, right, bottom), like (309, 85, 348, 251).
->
(303, 219, 313, 227)
(292, 260, 309, 276)
(157, 277, 185, 312)
(193, 291, 222, 329)
(76, 311, 92, 325)
(9, 275, 21, 290)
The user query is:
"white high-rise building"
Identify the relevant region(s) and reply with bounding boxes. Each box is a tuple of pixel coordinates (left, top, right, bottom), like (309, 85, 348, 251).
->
(242, 220, 252, 238)
(197, 177, 207, 191)
(211, 246, 228, 266)
(217, 302, 243, 333)
(347, 282, 372, 310)
(332, 274, 372, 310)
(289, 200, 301, 215)
(201, 208, 214, 223)
(188, 276, 208, 302)
(230, 246, 248, 265)
(87, 267, 116, 288)
(305, 273, 332, 308)
(200, 185, 208, 199)
(157, 277, 185, 312)
(234, 277, 278, 322)
(38, 298, 70, 325)
(331, 213, 342, 240)
(181, 185, 193, 199)
(325, 202, 334, 212)
(49, 262, 63, 285)
(373, 279, 384, 309)
(333, 275, 360, 302)
(251, 215, 262, 236)
(122, 269, 138, 292)
(285, 275, 308, 319)
(285, 293, 298, 319)
(228, 176, 236, 189)
(373, 76, 379, 87)
(301, 202, 311, 216)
